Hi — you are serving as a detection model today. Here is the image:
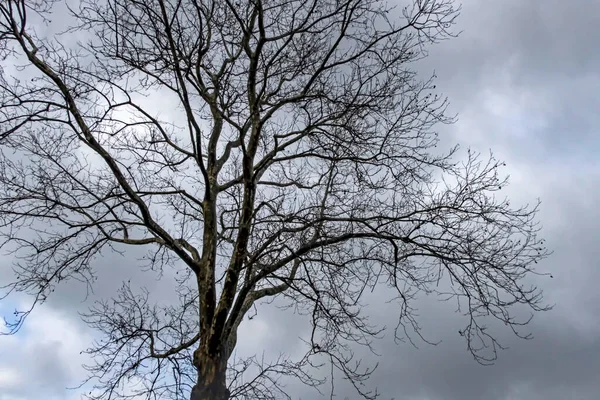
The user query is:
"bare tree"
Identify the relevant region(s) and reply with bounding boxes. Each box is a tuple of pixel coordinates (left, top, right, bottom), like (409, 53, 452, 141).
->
(0, 0, 550, 399)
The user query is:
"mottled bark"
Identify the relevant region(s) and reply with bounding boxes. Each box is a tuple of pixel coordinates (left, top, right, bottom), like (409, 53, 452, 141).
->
(190, 347, 230, 400)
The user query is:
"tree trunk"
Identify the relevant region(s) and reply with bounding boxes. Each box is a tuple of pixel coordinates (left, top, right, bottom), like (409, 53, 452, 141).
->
(190, 348, 230, 400)
(190, 380, 229, 400)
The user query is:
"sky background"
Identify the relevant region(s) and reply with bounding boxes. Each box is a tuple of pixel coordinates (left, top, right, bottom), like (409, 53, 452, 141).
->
(1, 1, 599, 399)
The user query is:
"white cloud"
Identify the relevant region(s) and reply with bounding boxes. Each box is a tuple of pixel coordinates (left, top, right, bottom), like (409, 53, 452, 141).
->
(0, 303, 93, 399)
(0, 366, 22, 389)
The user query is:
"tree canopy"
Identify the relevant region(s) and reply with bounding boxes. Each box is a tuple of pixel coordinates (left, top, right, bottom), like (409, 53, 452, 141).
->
(0, 1, 549, 399)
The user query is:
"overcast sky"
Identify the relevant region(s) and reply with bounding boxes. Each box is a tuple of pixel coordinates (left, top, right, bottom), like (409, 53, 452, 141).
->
(1, 1, 599, 399)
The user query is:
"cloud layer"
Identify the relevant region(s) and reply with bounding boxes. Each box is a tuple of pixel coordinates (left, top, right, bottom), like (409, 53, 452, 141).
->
(1, 1, 599, 399)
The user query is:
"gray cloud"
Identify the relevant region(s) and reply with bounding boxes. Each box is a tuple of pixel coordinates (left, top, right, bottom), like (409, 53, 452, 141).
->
(287, 0, 600, 398)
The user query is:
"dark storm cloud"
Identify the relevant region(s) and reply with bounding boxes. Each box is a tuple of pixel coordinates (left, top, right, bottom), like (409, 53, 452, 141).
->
(288, 176, 600, 400)
(342, 178, 600, 400)
(415, 0, 600, 161)
(423, 0, 600, 90)
(287, 0, 600, 399)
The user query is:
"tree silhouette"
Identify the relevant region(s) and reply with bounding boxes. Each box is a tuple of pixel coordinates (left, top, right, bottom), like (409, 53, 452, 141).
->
(0, 0, 549, 399)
